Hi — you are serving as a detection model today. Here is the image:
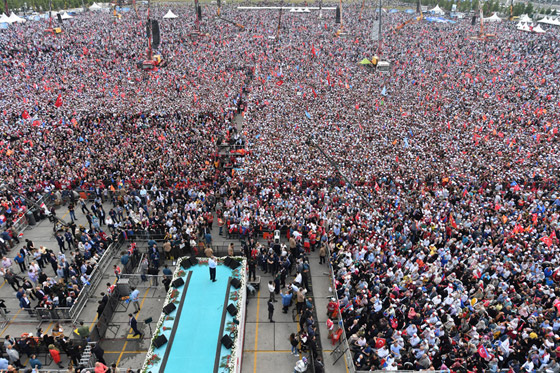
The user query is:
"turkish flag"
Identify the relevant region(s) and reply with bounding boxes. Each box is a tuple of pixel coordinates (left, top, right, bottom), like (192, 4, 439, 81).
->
(22, 110, 30, 119)
(55, 94, 63, 108)
(276, 80, 284, 86)
(450, 214, 458, 229)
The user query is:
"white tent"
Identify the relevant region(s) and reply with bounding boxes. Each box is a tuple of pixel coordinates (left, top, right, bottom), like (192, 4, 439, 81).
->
(429, 5, 445, 15)
(541, 17, 560, 26)
(533, 24, 546, 33)
(519, 14, 532, 23)
(516, 23, 532, 32)
(483, 13, 502, 22)
(163, 10, 178, 19)
(290, 8, 309, 13)
(0, 13, 9, 23)
(61, 12, 73, 19)
(7, 13, 26, 23)
(89, 3, 102, 11)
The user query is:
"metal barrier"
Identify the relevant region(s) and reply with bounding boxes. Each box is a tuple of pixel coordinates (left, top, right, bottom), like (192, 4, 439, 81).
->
(326, 246, 357, 373)
(119, 274, 166, 289)
(68, 234, 126, 322)
(12, 212, 29, 235)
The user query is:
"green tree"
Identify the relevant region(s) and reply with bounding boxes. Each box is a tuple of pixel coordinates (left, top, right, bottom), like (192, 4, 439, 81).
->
(524, 2, 533, 15)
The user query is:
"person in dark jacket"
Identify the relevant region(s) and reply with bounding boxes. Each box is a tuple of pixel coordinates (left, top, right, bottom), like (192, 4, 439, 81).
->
(92, 342, 106, 365)
(128, 313, 143, 338)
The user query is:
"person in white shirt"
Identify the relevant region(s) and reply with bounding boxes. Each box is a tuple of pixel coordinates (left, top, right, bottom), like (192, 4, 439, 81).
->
(209, 256, 217, 282)
(268, 281, 276, 302)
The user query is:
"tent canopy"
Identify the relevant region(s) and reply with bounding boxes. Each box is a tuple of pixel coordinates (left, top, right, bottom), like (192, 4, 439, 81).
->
(61, 12, 73, 19)
(359, 58, 372, 65)
(7, 13, 26, 23)
(533, 24, 546, 33)
(163, 10, 178, 19)
(89, 3, 102, 10)
(429, 5, 444, 15)
(483, 13, 501, 22)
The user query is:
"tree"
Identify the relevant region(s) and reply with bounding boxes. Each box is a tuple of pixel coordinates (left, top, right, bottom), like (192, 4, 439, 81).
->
(524, 2, 534, 15)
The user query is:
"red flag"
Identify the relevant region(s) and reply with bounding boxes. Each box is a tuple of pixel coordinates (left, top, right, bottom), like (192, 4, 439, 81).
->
(532, 213, 538, 226)
(22, 110, 30, 119)
(450, 214, 457, 229)
(541, 236, 553, 247)
(312, 88, 317, 98)
(375, 182, 380, 192)
(276, 80, 284, 86)
(311, 44, 316, 57)
(477, 345, 490, 360)
(55, 94, 63, 108)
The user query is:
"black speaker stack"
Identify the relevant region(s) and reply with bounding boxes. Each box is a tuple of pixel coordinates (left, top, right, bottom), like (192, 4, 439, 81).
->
(231, 278, 241, 289)
(224, 257, 241, 270)
(221, 334, 233, 349)
(335, 6, 341, 24)
(227, 304, 238, 316)
(180, 256, 199, 269)
(172, 278, 185, 288)
(153, 335, 168, 348)
(163, 303, 176, 315)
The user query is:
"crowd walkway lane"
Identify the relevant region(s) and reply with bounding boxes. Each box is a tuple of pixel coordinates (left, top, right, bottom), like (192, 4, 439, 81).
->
(306, 248, 350, 373)
(241, 262, 303, 373)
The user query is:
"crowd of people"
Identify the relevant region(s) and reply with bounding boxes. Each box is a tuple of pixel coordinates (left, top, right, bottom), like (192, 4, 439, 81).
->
(0, 2, 559, 372)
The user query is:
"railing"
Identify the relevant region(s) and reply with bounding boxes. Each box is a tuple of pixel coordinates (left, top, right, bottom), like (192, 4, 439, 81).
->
(12, 212, 29, 235)
(119, 274, 166, 289)
(326, 245, 357, 373)
(68, 233, 126, 322)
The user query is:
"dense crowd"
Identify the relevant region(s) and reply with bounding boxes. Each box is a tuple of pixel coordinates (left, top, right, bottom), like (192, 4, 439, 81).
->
(0, 2, 559, 372)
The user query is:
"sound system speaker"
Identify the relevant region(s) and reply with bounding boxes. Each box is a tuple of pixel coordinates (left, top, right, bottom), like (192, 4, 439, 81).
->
(229, 260, 241, 270)
(189, 257, 199, 266)
(221, 334, 233, 349)
(227, 304, 238, 316)
(231, 278, 241, 289)
(217, 0, 221, 8)
(57, 14, 63, 24)
(163, 303, 176, 315)
(153, 335, 168, 348)
(172, 278, 184, 288)
(335, 6, 341, 24)
(181, 259, 191, 269)
(224, 257, 233, 267)
(197, 5, 202, 20)
(471, 16, 476, 25)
